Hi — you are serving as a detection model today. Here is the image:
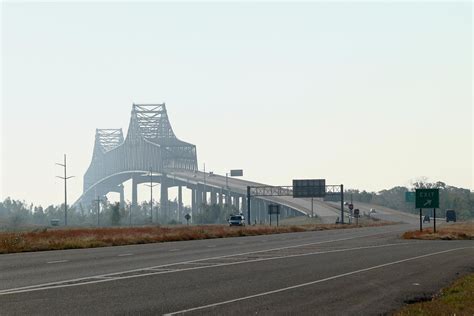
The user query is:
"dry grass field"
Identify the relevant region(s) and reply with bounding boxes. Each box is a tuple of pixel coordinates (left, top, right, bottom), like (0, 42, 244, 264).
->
(396, 273, 474, 316)
(402, 223, 474, 240)
(0, 221, 392, 254)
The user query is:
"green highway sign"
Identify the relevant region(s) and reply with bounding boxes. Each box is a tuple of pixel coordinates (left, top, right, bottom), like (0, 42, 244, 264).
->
(405, 191, 415, 203)
(415, 189, 439, 208)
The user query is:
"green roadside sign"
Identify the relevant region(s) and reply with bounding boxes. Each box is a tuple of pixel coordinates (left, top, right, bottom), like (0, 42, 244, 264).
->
(415, 189, 439, 208)
(405, 191, 415, 203)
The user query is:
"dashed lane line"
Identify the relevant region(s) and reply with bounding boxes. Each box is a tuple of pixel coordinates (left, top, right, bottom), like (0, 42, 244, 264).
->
(164, 247, 474, 315)
(46, 260, 68, 264)
(1, 241, 416, 296)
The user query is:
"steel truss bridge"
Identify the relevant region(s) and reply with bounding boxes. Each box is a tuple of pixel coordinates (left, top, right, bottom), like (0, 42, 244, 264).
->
(74, 103, 342, 223)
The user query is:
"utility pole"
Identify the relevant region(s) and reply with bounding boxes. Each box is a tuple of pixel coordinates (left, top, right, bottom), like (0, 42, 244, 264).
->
(340, 184, 344, 224)
(56, 154, 74, 226)
(144, 169, 158, 223)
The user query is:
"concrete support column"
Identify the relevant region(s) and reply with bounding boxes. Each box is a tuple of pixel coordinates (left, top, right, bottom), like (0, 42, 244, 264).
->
(132, 175, 138, 211)
(160, 176, 169, 219)
(250, 198, 256, 224)
(262, 200, 267, 223)
(196, 186, 202, 213)
(235, 196, 240, 211)
(118, 184, 125, 209)
(178, 186, 183, 221)
(225, 191, 231, 205)
(241, 196, 247, 212)
(218, 189, 223, 206)
(210, 190, 217, 205)
(202, 190, 207, 205)
(191, 188, 196, 214)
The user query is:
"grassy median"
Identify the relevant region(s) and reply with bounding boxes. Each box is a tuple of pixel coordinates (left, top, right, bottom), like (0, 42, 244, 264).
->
(396, 273, 474, 316)
(402, 223, 474, 240)
(0, 220, 391, 254)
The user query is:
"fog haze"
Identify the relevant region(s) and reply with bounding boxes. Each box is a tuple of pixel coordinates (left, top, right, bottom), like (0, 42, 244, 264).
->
(1, 2, 472, 207)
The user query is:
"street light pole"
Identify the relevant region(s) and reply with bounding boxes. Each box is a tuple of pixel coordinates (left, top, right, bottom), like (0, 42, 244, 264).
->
(56, 154, 74, 226)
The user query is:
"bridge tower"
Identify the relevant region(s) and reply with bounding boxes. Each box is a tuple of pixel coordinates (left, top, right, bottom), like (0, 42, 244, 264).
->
(75, 103, 198, 221)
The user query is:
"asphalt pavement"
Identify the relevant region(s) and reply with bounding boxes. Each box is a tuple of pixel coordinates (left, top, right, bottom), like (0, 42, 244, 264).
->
(1, 223, 473, 315)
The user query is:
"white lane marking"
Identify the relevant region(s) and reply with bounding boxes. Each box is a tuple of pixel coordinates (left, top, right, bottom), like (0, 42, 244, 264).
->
(117, 253, 133, 257)
(169, 249, 180, 252)
(46, 260, 68, 264)
(164, 247, 473, 315)
(207, 245, 216, 248)
(0, 242, 416, 295)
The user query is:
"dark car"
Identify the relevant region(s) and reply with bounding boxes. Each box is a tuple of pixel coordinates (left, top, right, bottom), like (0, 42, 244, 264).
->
(228, 215, 245, 226)
(446, 209, 456, 222)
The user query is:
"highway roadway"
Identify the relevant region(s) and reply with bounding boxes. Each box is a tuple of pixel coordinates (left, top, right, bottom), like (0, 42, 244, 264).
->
(1, 223, 473, 315)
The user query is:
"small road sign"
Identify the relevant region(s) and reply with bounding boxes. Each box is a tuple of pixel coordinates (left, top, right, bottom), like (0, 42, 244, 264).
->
(405, 191, 415, 203)
(184, 213, 191, 225)
(415, 189, 439, 209)
(268, 204, 280, 215)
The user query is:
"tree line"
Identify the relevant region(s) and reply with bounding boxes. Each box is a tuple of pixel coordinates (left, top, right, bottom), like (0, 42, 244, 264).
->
(345, 180, 473, 220)
(0, 198, 192, 230)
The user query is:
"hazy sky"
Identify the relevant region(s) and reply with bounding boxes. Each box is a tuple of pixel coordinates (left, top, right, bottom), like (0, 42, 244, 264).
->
(1, 1, 472, 207)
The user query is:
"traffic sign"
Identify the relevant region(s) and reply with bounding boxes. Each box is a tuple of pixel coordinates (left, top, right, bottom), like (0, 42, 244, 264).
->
(415, 189, 439, 208)
(268, 204, 280, 215)
(292, 179, 326, 198)
(230, 169, 243, 177)
(405, 191, 415, 203)
(348, 203, 354, 210)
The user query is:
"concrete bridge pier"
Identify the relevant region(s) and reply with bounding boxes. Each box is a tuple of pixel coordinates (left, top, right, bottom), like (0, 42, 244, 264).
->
(218, 189, 223, 206)
(118, 184, 125, 209)
(132, 175, 138, 211)
(250, 198, 256, 224)
(210, 190, 217, 205)
(178, 185, 183, 221)
(262, 200, 267, 222)
(196, 186, 202, 213)
(241, 196, 247, 212)
(191, 188, 196, 215)
(161, 176, 169, 219)
(202, 189, 207, 206)
(235, 195, 240, 211)
(225, 192, 231, 206)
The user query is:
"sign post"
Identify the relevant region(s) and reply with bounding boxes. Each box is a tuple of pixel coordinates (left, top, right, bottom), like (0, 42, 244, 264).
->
(268, 204, 280, 227)
(348, 203, 354, 224)
(415, 189, 440, 232)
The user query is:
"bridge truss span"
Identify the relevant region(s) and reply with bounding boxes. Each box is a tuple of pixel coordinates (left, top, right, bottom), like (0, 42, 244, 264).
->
(76, 103, 198, 213)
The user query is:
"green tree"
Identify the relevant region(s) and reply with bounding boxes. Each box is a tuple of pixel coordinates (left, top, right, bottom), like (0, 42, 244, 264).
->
(111, 202, 121, 226)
